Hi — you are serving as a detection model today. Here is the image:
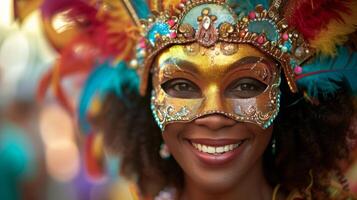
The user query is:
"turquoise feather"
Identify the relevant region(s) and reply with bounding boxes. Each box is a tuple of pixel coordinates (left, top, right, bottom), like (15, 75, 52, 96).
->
(77, 61, 139, 134)
(131, 0, 150, 19)
(296, 46, 357, 98)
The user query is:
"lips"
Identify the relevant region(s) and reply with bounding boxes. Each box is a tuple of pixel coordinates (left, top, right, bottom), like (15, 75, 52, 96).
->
(186, 138, 246, 166)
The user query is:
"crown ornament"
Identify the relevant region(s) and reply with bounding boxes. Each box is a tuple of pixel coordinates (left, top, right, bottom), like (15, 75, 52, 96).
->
(128, 0, 315, 95)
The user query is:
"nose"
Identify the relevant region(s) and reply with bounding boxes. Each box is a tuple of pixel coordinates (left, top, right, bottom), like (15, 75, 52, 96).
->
(194, 114, 236, 130)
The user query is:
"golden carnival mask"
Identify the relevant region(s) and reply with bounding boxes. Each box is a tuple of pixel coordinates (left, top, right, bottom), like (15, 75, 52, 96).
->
(151, 43, 281, 130)
(126, 0, 314, 131)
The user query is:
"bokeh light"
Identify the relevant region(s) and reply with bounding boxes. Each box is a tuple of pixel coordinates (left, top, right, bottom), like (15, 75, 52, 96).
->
(45, 140, 80, 182)
(40, 104, 80, 182)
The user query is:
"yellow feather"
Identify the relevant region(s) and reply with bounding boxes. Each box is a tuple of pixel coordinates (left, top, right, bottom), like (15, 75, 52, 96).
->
(310, 1, 357, 56)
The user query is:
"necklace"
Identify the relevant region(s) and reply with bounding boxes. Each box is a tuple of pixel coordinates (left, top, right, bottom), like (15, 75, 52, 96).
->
(272, 184, 281, 200)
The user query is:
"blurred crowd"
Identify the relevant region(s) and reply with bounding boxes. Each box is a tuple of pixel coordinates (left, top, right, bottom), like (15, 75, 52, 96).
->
(0, 0, 137, 199)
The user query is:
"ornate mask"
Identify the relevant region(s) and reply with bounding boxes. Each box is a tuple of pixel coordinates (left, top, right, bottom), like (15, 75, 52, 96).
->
(126, 0, 316, 130)
(151, 43, 281, 131)
(130, 0, 314, 97)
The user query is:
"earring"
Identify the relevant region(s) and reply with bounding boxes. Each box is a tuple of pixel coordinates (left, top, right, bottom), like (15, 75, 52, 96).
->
(160, 143, 171, 159)
(271, 138, 277, 155)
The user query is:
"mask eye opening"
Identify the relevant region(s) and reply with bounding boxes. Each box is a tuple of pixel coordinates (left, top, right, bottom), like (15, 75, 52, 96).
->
(161, 78, 202, 99)
(224, 77, 268, 99)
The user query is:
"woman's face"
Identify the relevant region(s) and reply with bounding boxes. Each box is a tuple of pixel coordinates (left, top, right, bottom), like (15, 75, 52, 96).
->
(152, 43, 277, 191)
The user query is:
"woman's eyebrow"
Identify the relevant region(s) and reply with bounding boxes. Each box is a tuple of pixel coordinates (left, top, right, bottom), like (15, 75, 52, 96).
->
(160, 58, 199, 74)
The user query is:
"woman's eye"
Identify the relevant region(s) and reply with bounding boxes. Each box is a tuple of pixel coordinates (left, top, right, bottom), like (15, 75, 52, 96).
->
(161, 79, 202, 98)
(225, 78, 267, 98)
(235, 83, 259, 91)
(173, 82, 195, 92)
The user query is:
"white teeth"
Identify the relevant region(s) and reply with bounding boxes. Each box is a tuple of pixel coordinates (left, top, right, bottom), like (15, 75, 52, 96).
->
(191, 141, 243, 155)
(224, 145, 229, 152)
(216, 147, 224, 153)
(229, 144, 234, 150)
(202, 145, 208, 152)
(207, 146, 215, 154)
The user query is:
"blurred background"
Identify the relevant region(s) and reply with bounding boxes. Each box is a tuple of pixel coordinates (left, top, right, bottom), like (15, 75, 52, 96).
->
(0, 0, 357, 200)
(0, 0, 137, 199)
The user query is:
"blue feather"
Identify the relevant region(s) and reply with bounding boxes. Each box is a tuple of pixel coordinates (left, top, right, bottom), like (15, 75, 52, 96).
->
(297, 46, 357, 98)
(131, 0, 150, 19)
(77, 61, 139, 134)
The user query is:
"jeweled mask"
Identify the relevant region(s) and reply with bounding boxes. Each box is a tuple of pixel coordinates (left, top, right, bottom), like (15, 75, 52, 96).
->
(151, 43, 281, 131)
(130, 0, 314, 96)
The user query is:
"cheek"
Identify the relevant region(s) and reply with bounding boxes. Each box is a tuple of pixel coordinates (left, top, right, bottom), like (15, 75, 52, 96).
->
(162, 123, 186, 151)
(246, 124, 273, 156)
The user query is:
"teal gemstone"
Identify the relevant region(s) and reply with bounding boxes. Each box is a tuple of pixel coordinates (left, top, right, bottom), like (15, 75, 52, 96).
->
(247, 20, 279, 41)
(281, 46, 288, 52)
(283, 41, 292, 52)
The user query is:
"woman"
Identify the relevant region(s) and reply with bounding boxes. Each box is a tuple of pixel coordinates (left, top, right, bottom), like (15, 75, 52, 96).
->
(46, 0, 357, 199)
(95, 47, 356, 199)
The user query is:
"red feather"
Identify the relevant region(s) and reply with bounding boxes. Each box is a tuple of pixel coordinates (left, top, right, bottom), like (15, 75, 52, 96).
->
(286, 0, 351, 41)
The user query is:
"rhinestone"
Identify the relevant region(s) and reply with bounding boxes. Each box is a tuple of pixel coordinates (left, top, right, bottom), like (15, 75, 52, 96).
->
(294, 46, 305, 58)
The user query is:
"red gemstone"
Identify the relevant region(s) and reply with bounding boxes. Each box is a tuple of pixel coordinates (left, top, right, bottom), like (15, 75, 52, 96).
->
(282, 33, 289, 41)
(294, 66, 303, 74)
(248, 11, 256, 19)
(167, 19, 175, 27)
(256, 35, 265, 44)
(170, 32, 177, 38)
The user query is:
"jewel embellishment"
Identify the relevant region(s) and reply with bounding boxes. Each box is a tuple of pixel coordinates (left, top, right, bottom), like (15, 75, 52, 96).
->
(195, 8, 218, 47)
(135, 0, 315, 95)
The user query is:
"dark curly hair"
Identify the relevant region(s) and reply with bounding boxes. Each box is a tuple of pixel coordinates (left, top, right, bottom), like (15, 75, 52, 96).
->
(93, 74, 356, 199)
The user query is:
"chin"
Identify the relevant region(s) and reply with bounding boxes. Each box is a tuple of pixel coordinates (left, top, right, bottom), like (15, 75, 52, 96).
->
(185, 168, 246, 193)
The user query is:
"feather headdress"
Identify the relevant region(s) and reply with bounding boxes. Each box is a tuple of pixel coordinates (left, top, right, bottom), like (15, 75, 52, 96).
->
(283, 0, 357, 101)
(36, 0, 357, 131)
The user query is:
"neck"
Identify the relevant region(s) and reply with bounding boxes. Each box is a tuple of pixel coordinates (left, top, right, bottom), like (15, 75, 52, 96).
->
(179, 160, 273, 200)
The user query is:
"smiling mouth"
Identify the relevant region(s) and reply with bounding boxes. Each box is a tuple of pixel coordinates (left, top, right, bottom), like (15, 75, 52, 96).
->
(187, 139, 247, 165)
(191, 141, 244, 155)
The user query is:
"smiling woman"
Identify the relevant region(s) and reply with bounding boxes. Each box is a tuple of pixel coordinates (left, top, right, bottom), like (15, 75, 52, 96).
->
(153, 43, 277, 199)
(72, 0, 357, 199)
